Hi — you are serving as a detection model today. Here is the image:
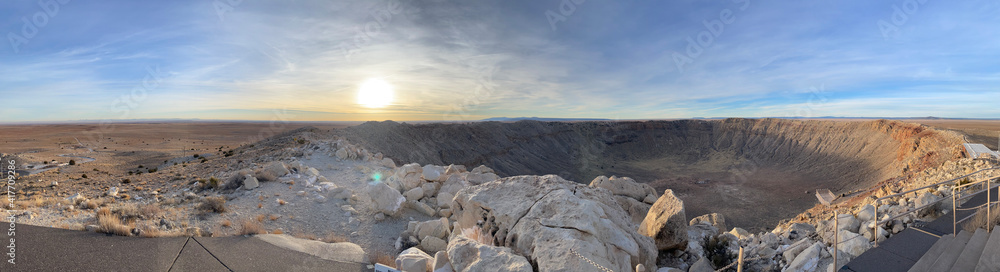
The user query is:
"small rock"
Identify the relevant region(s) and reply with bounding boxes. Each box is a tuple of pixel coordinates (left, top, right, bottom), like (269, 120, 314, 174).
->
(407, 200, 436, 217)
(729, 227, 750, 240)
(404, 187, 425, 202)
(243, 175, 259, 190)
(422, 165, 446, 182)
(470, 165, 494, 174)
(421, 236, 448, 253)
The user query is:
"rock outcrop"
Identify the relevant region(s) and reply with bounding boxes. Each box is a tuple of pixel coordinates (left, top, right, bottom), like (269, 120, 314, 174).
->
(639, 189, 688, 251)
(451, 175, 657, 272)
(447, 236, 533, 272)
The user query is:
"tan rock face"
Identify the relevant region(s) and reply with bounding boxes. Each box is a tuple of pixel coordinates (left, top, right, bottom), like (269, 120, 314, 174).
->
(451, 175, 657, 272)
(689, 213, 727, 231)
(639, 189, 688, 251)
(447, 236, 532, 272)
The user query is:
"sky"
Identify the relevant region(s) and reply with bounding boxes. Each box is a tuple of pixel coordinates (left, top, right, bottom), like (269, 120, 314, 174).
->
(1, 0, 999, 122)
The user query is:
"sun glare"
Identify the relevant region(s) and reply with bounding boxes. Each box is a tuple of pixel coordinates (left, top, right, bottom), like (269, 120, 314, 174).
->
(357, 78, 394, 108)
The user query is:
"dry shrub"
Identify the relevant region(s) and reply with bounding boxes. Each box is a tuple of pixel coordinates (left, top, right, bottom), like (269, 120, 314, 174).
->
(271, 229, 284, 234)
(458, 225, 494, 246)
(322, 232, 349, 243)
(258, 203, 263, 209)
(254, 169, 277, 182)
(97, 207, 131, 236)
(221, 219, 232, 228)
(199, 196, 227, 213)
(239, 219, 265, 235)
(115, 203, 143, 222)
(140, 203, 163, 218)
(277, 199, 286, 205)
(293, 233, 318, 240)
(368, 250, 396, 268)
(269, 214, 279, 221)
(256, 214, 266, 222)
(964, 205, 1000, 233)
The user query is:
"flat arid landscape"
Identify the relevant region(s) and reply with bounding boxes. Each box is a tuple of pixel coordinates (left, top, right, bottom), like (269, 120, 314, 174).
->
(3, 1, 1000, 272)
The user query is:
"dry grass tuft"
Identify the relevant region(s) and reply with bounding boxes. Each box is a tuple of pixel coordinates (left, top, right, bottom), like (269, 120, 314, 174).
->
(256, 214, 266, 222)
(97, 207, 132, 236)
(964, 205, 1000, 233)
(271, 229, 284, 235)
(239, 219, 265, 235)
(269, 214, 280, 221)
(322, 232, 349, 243)
(293, 233, 318, 240)
(277, 199, 286, 205)
(459, 225, 495, 246)
(140, 203, 163, 218)
(369, 250, 396, 268)
(258, 203, 263, 209)
(199, 196, 227, 213)
(221, 219, 232, 228)
(254, 169, 278, 182)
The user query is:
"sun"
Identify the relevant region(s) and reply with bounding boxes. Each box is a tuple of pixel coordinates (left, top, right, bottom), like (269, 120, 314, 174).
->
(357, 78, 394, 108)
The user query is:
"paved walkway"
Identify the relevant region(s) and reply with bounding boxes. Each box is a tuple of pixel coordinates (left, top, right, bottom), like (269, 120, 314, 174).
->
(840, 186, 998, 272)
(1, 224, 368, 272)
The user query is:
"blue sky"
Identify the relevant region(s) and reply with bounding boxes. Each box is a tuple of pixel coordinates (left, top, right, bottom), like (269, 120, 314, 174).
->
(1, 0, 999, 122)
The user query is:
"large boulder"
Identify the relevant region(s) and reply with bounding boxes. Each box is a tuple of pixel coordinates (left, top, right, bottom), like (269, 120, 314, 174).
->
(856, 204, 876, 222)
(689, 213, 727, 231)
(616, 195, 652, 226)
(368, 183, 405, 215)
(836, 230, 871, 257)
(915, 191, 942, 217)
(262, 161, 290, 179)
(415, 218, 450, 241)
(589, 176, 657, 201)
(243, 175, 259, 190)
(639, 189, 688, 251)
(787, 241, 825, 272)
(451, 175, 656, 272)
(396, 163, 424, 191)
(447, 236, 532, 272)
(422, 165, 446, 182)
(397, 247, 433, 272)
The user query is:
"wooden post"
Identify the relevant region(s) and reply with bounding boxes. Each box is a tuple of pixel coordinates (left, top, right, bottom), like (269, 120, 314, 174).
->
(834, 217, 839, 270)
(737, 246, 744, 272)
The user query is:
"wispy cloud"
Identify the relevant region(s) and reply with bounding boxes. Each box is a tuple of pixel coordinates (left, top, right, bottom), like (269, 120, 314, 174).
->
(1, 0, 998, 122)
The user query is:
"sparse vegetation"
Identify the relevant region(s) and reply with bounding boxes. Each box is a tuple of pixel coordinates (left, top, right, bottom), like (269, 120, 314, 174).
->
(81, 174, 88, 179)
(199, 196, 227, 213)
(964, 205, 1000, 233)
(239, 219, 265, 235)
(369, 250, 396, 269)
(69, 159, 76, 165)
(97, 207, 132, 236)
(221, 219, 232, 228)
(323, 232, 348, 243)
(458, 225, 494, 246)
(703, 235, 734, 270)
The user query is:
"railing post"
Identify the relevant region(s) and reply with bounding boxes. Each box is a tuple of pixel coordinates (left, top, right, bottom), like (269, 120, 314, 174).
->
(953, 189, 957, 234)
(873, 199, 878, 247)
(737, 246, 744, 272)
(989, 178, 992, 233)
(835, 216, 840, 268)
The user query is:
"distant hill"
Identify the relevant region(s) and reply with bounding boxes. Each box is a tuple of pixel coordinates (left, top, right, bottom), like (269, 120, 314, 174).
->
(481, 117, 611, 122)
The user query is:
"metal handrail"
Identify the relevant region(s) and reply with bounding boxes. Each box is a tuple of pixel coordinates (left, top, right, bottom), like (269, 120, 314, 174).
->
(952, 176, 999, 233)
(873, 167, 1000, 246)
